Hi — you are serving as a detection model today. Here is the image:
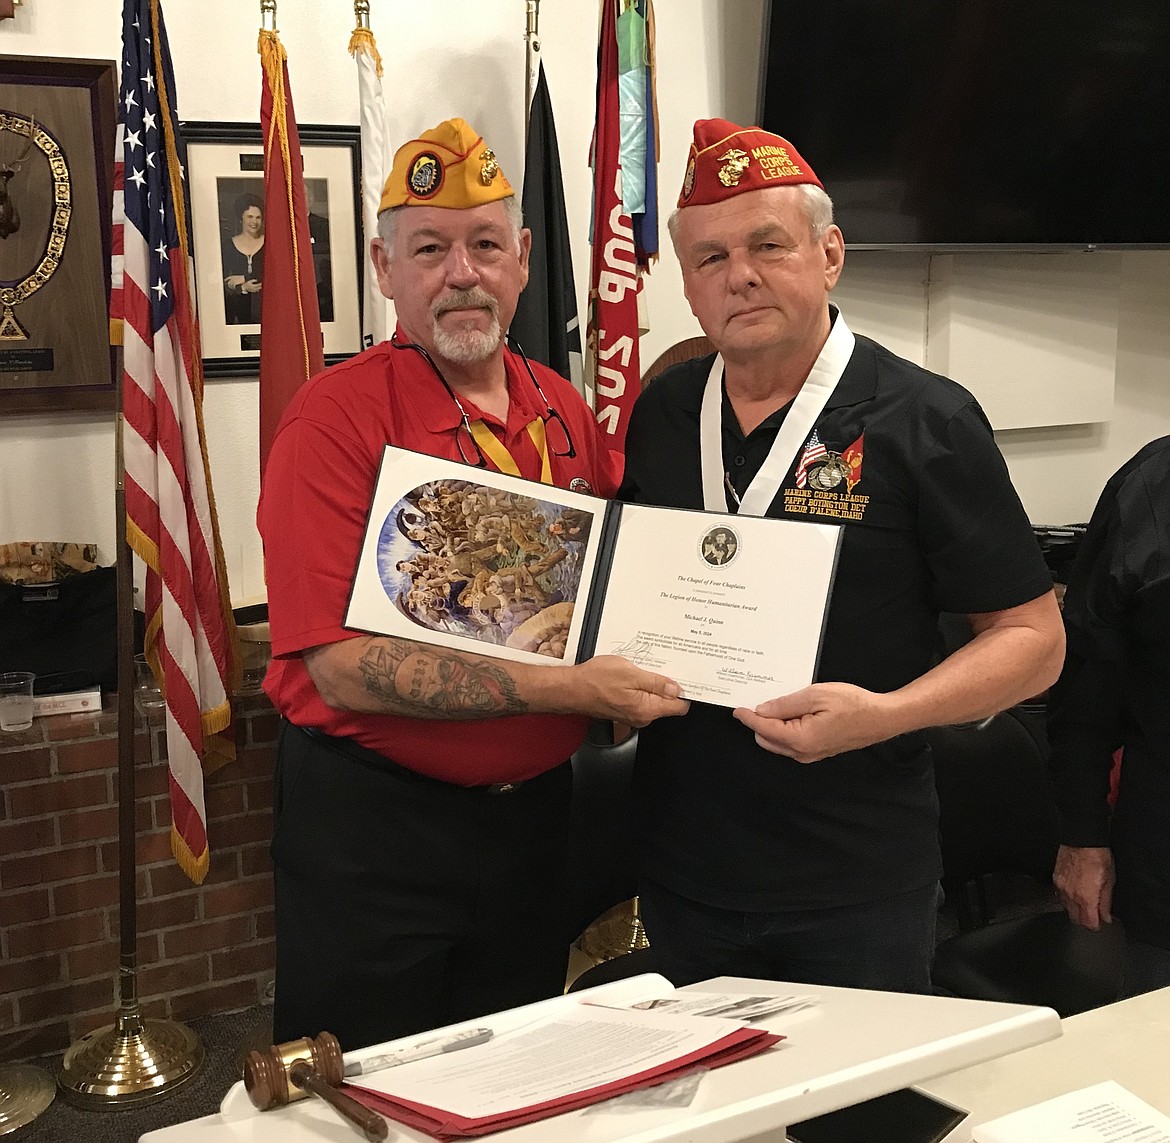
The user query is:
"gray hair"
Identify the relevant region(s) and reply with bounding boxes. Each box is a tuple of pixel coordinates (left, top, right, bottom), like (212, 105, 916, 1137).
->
(799, 184, 835, 239)
(376, 195, 525, 258)
(666, 183, 836, 253)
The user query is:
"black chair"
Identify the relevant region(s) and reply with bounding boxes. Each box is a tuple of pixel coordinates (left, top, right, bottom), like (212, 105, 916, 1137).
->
(564, 724, 667, 991)
(928, 708, 1061, 930)
(564, 722, 642, 944)
(928, 708, 1126, 1015)
(641, 335, 714, 388)
(932, 911, 1125, 1017)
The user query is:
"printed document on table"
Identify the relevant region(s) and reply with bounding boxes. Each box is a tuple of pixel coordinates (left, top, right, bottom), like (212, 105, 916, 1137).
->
(973, 1081, 1170, 1143)
(619, 991, 817, 1021)
(353, 1004, 762, 1119)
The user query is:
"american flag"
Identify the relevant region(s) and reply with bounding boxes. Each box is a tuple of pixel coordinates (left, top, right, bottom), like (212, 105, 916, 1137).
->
(794, 429, 827, 488)
(113, 0, 237, 884)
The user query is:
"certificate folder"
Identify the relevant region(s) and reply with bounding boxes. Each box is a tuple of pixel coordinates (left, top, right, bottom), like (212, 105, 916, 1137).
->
(345, 446, 842, 709)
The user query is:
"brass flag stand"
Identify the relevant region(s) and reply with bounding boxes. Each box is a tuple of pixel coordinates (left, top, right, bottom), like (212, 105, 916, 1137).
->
(56, 353, 203, 1106)
(0, 1065, 55, 1135)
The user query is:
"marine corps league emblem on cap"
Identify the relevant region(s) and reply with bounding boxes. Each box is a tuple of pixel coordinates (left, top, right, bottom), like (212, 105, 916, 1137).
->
(408, 153, 442, 198)
(479, 148, 500, 186)
(682, 156, 696, 200)
(717, 148, 751, 187)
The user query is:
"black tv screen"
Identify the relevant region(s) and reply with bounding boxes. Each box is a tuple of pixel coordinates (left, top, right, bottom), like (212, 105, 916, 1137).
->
(758, 1, 1170, 249)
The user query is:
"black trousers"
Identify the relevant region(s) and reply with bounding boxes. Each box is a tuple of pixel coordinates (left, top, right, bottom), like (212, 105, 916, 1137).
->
(271, 722, 573, 1050)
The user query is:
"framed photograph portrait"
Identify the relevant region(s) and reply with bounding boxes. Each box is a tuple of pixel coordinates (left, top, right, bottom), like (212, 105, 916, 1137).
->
(182, 121, 363, 377)
(0, 55, 117, 415)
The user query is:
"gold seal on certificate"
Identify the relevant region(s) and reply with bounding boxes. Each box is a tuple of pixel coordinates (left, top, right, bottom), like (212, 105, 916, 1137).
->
(346, 447, 842, 709)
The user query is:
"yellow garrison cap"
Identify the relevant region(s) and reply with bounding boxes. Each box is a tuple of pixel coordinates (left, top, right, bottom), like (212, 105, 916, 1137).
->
(379, 117, 514, 212)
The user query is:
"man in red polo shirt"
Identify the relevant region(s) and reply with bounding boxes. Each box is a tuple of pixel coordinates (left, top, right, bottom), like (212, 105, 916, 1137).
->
(258, 117, 687, 1049)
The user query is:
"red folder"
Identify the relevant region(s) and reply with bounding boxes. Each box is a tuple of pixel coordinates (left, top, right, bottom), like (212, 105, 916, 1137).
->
(348, 1026, 782, 1139)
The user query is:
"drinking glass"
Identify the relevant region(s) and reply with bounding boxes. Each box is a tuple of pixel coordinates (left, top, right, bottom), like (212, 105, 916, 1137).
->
(0, 671, 36, 732)
(133, 655, 166, 728)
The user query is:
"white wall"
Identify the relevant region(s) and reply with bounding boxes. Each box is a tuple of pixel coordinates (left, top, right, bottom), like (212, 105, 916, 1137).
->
(834, 249, 1170, 523)
(2, 0, 1168, 602)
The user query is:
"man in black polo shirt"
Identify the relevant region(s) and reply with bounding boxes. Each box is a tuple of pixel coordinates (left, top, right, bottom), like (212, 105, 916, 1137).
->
(620, 118, 1065, 992)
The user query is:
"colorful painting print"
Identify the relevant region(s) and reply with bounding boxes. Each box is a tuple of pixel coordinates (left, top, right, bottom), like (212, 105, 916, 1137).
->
(374, 478, 595, 660)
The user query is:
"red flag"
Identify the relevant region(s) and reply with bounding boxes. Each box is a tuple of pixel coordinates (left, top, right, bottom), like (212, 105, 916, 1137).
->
(258, 30, 324, 477)
(587, 0, 642, 451)
(115, 0, 238, 884)
(841, 432, 865, 493)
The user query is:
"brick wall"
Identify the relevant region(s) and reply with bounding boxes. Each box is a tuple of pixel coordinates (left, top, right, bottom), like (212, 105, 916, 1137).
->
(0, 694, 278, 1062)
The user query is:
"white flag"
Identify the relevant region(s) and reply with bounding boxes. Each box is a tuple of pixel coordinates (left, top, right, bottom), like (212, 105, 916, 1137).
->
(350, 24, 388, 349)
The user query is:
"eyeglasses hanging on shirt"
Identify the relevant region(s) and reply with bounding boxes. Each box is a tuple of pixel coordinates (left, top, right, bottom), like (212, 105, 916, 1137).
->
(390, 333, 575, 485)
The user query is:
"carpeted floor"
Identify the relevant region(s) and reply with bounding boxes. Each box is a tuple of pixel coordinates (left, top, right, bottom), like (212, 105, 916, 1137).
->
(8, 1004, 272, 1143)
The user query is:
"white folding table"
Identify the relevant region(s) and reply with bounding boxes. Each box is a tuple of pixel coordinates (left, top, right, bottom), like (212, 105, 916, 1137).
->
(920, 983, 1170, 1141)
(141, 974, 1061, 1143)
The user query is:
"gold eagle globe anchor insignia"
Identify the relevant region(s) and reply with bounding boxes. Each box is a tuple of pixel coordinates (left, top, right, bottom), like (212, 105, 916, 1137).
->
(479, 148, 500, 185)
(806, 453, 852, 492)
(716, 148, 751, 187)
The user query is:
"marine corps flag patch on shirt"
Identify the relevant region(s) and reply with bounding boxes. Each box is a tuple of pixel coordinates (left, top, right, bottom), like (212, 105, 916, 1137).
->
(840, 432, 864, 493)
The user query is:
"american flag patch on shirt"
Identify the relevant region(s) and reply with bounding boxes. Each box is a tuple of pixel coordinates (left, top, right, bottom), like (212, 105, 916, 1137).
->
(794, 430, 827, 488)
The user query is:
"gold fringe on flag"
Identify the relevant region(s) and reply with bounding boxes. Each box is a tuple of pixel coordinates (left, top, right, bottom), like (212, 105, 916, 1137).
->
(258, 28, 316, 389)
(348, 26, 383, 76)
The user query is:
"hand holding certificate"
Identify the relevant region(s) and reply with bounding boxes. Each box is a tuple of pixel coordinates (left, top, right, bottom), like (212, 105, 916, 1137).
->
(345, 447, 841, 709)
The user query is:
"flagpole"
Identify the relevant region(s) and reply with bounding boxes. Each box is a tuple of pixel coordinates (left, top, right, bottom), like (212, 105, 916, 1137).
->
(261, 0, 276, 31)
(524, 0, 540, 143)
(57, 347, 203, 1106)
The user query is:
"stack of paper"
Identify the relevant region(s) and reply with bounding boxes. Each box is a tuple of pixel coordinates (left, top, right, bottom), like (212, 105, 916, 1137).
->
(974, 1081, 1170, 1143)
(346, 1004, 781, 1139)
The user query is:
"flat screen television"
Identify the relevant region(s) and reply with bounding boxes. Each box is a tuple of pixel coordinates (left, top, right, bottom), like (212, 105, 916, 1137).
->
(758, 1, 1170, 249)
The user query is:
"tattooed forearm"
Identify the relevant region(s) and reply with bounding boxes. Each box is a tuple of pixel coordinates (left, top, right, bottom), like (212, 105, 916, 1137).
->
(357, 638, 530, 719)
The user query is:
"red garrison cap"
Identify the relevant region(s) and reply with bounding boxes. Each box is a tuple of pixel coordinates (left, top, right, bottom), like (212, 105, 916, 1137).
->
(678, 118, 823, 208)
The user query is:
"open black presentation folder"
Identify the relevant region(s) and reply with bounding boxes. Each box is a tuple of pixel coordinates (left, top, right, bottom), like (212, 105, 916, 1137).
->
(344, 446, 842, 708)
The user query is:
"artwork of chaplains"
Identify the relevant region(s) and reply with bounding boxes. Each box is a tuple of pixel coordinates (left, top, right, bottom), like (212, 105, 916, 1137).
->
(701, 525, 738, 568)
(374, 478, 594, 660)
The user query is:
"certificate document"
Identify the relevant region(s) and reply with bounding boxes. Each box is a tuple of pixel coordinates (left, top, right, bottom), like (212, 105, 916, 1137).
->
(345, 446, 842, 709)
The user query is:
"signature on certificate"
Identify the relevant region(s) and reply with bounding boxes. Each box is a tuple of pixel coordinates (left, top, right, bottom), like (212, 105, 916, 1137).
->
(608, 636, 667, 669)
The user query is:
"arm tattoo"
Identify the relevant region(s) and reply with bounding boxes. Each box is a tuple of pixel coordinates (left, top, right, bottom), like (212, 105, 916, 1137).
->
(357, 638, 529, 719)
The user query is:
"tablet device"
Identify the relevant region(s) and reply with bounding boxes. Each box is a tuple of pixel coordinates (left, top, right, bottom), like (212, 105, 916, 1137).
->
(786, 1086, 968, 1143)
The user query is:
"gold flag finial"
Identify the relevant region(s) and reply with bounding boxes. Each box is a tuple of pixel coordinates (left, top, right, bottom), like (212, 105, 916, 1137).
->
(354, 0, 371, 29)
(260, 0, 277, 32)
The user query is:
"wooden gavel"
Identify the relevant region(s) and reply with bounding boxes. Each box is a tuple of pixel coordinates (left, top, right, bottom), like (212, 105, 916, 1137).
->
(244, 1031, 389, 1142)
